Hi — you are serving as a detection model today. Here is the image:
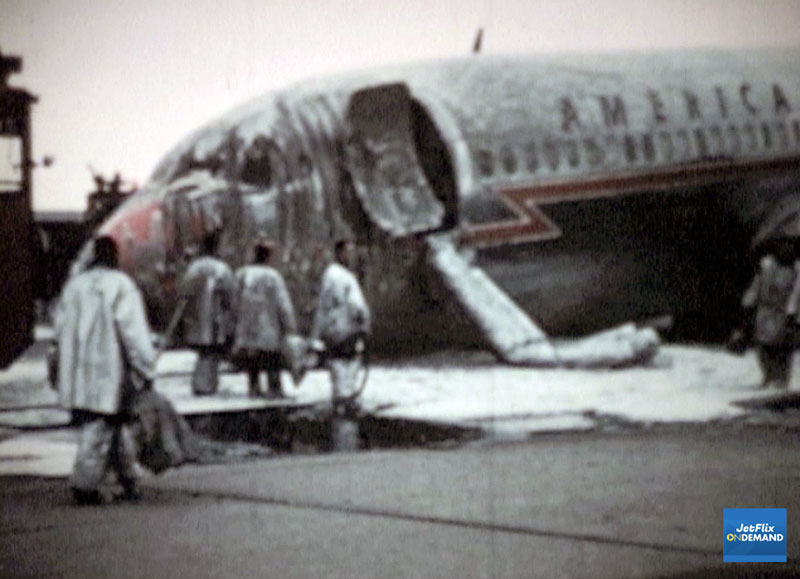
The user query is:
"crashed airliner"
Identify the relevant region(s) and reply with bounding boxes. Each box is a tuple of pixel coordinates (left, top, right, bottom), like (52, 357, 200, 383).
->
(87, 47, 800, 367)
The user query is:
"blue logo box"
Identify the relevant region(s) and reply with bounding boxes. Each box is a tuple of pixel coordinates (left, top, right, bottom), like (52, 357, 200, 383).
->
(724, 508, 787, 563)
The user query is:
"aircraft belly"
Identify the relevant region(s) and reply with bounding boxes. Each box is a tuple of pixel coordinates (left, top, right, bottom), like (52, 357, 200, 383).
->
(470, 187, 754, 337)
(477, 249, 677, 334)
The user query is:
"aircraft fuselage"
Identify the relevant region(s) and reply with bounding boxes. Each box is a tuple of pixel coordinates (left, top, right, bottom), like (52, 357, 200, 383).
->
(90, 48, 800, 351)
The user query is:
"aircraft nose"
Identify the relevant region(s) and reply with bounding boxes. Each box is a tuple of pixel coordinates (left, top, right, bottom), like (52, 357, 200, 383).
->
(97, 198, 164, 272)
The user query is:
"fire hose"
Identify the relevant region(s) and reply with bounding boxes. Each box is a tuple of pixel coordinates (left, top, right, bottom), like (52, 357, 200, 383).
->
(310, 333, 370, 415)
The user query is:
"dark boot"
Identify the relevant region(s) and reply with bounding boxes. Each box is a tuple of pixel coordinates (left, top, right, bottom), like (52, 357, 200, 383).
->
(248, 368, 261, 398)
(118, 482, 141, 502)
(71, 487, 104, 506)
(71, 486, 116, 506)
(264, 388, 285, 400)
(264, 370, 285, 399)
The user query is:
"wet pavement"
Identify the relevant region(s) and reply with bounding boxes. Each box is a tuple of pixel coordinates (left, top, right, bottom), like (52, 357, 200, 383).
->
(3, 329, 800, 578)
(3, 426, 800, 579)
(2, 326, 800, 476)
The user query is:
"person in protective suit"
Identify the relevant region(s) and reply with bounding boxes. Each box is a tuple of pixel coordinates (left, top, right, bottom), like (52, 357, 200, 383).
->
(310, 239, 371, 415)
(232, 242, 298, 399)
(53, 236, 157, 504)
(736, 239, 800, 390)
(178, 231, 236, 395)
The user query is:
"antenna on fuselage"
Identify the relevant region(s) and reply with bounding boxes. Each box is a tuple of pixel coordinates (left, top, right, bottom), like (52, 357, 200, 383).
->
(472, 28, 483, 54)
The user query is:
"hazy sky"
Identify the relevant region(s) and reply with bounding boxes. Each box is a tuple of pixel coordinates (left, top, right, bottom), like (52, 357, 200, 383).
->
(2, 0, 799, 211)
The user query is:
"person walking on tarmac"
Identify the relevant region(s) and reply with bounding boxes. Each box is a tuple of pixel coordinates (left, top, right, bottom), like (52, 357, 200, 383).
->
(232, 242, 298, 399)
(178, 231, 236, 395)
(53, 235, 157, 504)
(736, 239, 800, 390)
(311, 239, 371, 415)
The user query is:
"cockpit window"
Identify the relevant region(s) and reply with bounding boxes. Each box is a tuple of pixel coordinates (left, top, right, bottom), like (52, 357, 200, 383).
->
(240, 135, 275, 187)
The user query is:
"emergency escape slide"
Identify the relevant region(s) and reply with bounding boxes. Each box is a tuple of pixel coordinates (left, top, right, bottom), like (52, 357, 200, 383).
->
(345, 84, 660, 368)
(425, 235, 660, 368)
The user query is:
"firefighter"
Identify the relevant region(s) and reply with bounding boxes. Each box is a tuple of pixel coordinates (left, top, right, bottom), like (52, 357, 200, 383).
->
(232, 242, 298, 399)
(53, 236, 157, 504)
(310, 239, 371, 415)
(178, 231, 236, 395)
(738, 239, 800, 390)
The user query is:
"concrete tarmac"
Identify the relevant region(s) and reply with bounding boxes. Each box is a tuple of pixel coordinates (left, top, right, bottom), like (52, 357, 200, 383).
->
(3, 329, 800, 577)
(3, 425, 799, 579)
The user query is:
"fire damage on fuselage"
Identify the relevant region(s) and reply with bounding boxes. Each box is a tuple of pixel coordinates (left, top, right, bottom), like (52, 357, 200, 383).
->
(95, 50, 800, 365)
(103, 83, 471, 356)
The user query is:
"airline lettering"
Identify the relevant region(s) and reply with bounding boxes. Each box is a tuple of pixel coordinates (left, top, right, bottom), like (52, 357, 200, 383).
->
(559, 82, 793, 132)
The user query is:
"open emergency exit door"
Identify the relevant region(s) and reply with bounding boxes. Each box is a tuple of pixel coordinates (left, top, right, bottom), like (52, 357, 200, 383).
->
(344, 83, 445, 237)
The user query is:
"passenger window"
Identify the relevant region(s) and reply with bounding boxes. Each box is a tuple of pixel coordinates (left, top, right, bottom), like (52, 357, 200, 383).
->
(658, 132, 674, 162)
(475, 148, 494, 178)
(583, 138, 604, 167)
(708, 126, 723, 155)
(524, 141, 539, 173)
(564, 139, 580, 168)
(500, 144, 518, 174)
(761, 123, 773, 150)
(775, 122, 789, 150)
(675, 130, 692, 160)
(297, 152, 313, 178)
(742, 124, 758, 150)
(694, 129, 709, 158)
(642, 133, 655, 163)
(240, 135, 274, 187)
(542, 139, 560, 171)
(623, 134, 637, 163)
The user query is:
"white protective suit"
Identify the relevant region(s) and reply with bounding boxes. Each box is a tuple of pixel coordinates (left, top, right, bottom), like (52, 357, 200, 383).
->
(179, 256, 236, 347)
(741, 254, 800, 389)
(233, 264, 298, 396)
(54, 267, 157, 414)
(179, 255, 235, 395)
(53, 266, 157, 495)
(233, 265, 297, 353)
(311, 262, 371, 401)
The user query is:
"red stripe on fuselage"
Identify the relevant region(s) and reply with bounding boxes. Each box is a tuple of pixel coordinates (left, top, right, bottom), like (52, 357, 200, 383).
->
(98, 199, 162, 270)
(460, 155, 800, 247)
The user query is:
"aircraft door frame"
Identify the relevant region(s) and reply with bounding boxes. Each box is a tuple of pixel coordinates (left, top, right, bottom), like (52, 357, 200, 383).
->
(343, 83, 452, 237)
